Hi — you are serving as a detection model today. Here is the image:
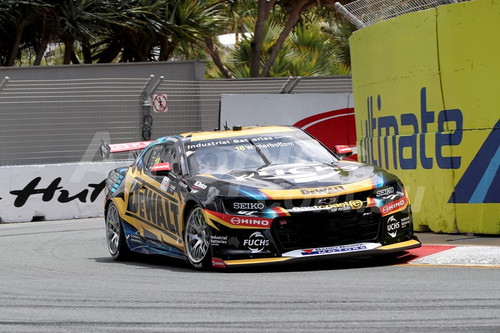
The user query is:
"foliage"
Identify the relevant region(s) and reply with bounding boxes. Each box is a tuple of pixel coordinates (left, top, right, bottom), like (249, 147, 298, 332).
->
(0, 0, 356, 77)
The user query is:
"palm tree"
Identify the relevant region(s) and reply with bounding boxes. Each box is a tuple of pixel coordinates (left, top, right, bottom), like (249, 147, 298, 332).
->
(0, 0, 45, 66)
(220, 12, 352, 78)
(54, 0, 114, 64)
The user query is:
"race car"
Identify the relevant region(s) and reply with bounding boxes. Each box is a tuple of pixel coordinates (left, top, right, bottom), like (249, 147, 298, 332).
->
(102, 126, 420, 270)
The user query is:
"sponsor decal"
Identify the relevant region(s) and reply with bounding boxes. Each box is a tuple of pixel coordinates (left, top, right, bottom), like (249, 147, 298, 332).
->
(301, 244, 368, 256)
(9, 177, 105, 208)
(230, 216, 271, 227)
(211, 258, 226, 268)
(234, 141, 295, 151)
(374, 186, 395, 198)
(300, 186, 344, 195)
(401, 216, 411, 228)
(380, 196, 408, 216)
(317, 197, 338, 205)
(243, 232, 270, 253)
(257, 165, 359, 184)
(233, 202, 265, 210)
(360, 87, 463, 170)
(110, 141, 153, 153)
(206, 210, 273, 229)
(160, 177, 171, 192)
(193, 180, 207, 189)
(386, 216, 400, 238)
(288, 199, 364, 213)
(126, 181, 179, 236)
(126, 234, 143, 243)
(151, 162, 171, 173)
(211, 235, 228, 246)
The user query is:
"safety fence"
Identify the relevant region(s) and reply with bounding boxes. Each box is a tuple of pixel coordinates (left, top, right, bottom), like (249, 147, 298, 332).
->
(335, 0, 473, 29)
(0, 75, 352, 166)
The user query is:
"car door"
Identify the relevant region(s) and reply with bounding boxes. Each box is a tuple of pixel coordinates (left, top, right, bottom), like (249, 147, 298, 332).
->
(142, 143, 183, 248)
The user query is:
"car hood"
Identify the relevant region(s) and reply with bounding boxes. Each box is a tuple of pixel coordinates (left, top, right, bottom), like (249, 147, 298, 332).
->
(196, 161, 379, 191)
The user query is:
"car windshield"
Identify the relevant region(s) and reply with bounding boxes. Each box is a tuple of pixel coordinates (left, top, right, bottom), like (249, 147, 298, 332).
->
(184, 130, 337, 175)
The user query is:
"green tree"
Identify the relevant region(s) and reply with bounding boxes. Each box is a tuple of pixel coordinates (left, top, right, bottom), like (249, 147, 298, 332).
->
(222, 14, 352, 78)
(0, 0, 45, 66)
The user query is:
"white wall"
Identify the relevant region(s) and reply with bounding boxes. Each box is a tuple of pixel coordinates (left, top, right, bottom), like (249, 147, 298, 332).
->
(0, 161, 131, 222)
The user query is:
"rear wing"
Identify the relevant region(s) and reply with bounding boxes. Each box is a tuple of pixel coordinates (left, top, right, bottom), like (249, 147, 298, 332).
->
(100, 138, 153, 159)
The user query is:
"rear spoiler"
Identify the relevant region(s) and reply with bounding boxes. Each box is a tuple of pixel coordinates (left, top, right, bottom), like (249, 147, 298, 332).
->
(100, 138, 153, 159)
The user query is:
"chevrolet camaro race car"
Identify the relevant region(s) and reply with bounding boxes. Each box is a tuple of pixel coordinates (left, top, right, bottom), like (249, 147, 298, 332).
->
(102, 126, 420, 270)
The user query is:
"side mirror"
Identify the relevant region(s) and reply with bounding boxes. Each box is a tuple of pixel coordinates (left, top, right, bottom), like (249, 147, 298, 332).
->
(151, 162, 172, 176)
(334, 145, 353, 160)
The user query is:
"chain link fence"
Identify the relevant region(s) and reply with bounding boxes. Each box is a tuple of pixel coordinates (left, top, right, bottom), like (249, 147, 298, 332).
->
(335, 0, 473, 29)
(0, 75, 352, 166)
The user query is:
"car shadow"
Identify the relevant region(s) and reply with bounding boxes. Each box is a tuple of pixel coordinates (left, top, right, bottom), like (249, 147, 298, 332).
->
(225, 251, 420, 273)
(93, 250, 419, 274)
(92, 253, 193, 272)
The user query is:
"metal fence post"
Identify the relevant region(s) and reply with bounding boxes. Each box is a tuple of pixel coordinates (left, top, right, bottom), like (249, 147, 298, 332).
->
(0, 77, 10, 92)
(334, 2, 366, 29)
(141, 75, 155, 140)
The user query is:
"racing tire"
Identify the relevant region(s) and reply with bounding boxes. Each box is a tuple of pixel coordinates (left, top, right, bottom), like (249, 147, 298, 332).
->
(184, 206, 212, 270)
(106, 203, 131, 261)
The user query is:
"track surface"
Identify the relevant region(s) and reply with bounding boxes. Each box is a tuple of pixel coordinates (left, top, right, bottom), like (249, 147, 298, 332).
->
(0, 218, 499, 332)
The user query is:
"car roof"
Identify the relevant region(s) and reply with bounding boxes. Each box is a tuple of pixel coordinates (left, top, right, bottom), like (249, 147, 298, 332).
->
(178, 125, 299, 143)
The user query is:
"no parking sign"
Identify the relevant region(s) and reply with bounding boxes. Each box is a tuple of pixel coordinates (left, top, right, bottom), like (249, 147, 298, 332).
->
(153, 94, 168, 113)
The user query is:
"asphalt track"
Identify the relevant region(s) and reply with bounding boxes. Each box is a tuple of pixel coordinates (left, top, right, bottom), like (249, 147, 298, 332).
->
(0, 218, 499, 332)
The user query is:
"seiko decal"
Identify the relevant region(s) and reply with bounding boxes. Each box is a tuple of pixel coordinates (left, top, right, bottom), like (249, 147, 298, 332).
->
(374, 186, 394, 198)
(386, 216, 400, 238)
(243, 232, 270, 253)
(233, 202, 265, 210)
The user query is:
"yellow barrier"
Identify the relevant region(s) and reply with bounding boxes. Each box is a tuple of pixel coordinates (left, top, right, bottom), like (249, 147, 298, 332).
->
(351, 0, 500, 234)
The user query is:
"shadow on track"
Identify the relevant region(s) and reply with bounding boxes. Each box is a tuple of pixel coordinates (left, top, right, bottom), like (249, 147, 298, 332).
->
(92, 250, 419, 274)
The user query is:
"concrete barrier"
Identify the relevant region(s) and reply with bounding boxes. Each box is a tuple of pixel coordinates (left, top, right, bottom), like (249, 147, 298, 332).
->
(350, 0, 500, 234)
(0, 161, 130, 222)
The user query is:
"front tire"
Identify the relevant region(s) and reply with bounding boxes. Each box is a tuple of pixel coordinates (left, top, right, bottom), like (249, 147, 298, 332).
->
(106, 203, 131, 261)
(184, 206, 212, 269)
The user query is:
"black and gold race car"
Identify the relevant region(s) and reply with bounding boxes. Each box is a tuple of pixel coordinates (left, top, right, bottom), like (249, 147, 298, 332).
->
(102, 126, 420, 269)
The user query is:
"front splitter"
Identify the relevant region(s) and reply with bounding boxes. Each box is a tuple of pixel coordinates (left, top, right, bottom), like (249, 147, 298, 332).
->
(218, 237, 421, 268)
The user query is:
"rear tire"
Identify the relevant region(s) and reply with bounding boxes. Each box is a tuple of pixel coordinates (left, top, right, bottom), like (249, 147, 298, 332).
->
(184, 206, 212, 270)
(106, 203, 131, 261)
